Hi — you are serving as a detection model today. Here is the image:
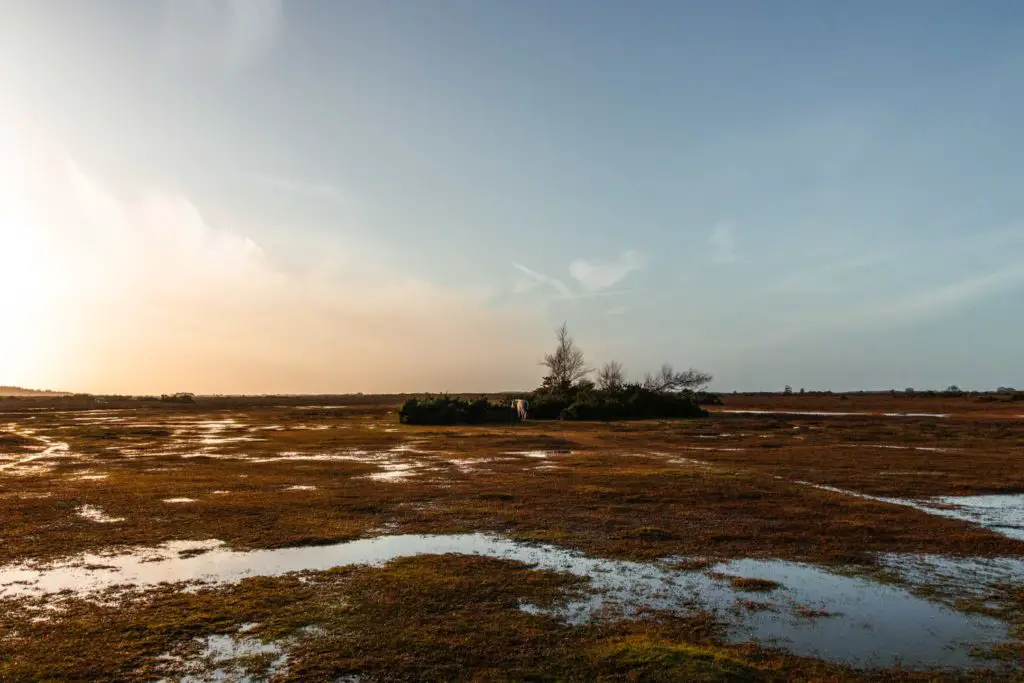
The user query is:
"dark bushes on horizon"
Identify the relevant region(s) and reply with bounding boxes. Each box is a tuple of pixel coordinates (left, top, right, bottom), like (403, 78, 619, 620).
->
(529, 381, 708, 422)
(398, 384, 714, 425)
(400, 324, 715, 424)
(159, 392, 195, 404)
(398, 395, 510, 425)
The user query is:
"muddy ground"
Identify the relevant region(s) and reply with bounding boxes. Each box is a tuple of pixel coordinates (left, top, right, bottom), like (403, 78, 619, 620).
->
(1, 393, 1022, 681)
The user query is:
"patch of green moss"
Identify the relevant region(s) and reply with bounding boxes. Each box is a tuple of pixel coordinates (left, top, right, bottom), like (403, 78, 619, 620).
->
(590, 636, 762, 681)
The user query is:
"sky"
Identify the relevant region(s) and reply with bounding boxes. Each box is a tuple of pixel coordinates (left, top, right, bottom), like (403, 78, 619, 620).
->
(1, 1, 1022, 394)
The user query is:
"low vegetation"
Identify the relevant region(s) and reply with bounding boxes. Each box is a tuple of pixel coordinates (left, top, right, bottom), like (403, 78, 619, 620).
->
(401, 323, 716, 425)
(398, 395, 510, 425)
(529, 381, 708, 421)
(160, 392, 196, 404)
(0, 554, 872, 682)
(2, 393, 1024, 679)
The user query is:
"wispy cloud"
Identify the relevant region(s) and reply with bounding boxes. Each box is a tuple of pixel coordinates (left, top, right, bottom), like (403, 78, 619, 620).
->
(707, 223, 737, 264)
(763, 252, 893, 296)
(736, 264, 1024, 350)
(569, 250, 645, 292)
(160, 0, 284, 71)
(855, 265, 1024, 323)
(604, 305, 628, 317)
(512, 263, 574, 299)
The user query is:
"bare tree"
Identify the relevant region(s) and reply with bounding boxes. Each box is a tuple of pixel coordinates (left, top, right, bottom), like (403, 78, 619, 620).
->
(541, 322, 591, 388)
(642, 364, 713, 393)
(598, 361, 625, 391)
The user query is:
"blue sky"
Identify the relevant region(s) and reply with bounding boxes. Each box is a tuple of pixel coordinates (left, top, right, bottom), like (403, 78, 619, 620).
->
(1, 1, 1022, 392)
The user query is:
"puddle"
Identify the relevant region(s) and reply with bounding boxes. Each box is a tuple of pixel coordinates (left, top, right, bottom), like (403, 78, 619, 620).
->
(446, 458, 498, 473)
(665, 456, 716, 468)
(719, 410, 951, 419)
(289, 405, 349, 410)
(181, 419, 264, 448)
(365, 463, 420, 482)
(883, 413, 951, 418)
(284, 485, 317, 491)
(0, 430, 72, 474)
(839, 444, 959, 453)
(933, 495, 1024, 540)
(252, 451, 359, 463)
(254, 448, 440, 483)
(879, 553, 1024, 603)
(506, 450, 573, 459)
(389, 444, 433, 454)
(720, 410, 868, 417)
(797, 482, 1024, 541)
(448, 456, 507, 473)
(157, 631, 287, 683)
(163, 498, 198, 504)
(77, 505, 124, 523)
(0, 534, 1010, 669)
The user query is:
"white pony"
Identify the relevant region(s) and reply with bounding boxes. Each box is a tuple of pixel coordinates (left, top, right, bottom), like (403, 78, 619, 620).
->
(512, 398, 529, 422)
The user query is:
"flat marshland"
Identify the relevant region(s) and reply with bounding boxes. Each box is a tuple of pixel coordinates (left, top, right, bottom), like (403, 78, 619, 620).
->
(2, 394, 1024, 680)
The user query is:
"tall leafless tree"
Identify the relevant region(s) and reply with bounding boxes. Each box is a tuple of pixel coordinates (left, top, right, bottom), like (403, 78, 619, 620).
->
(597, 360, 625, 391)
(642, 364, 713, 393)
(541, 322, 591, 388)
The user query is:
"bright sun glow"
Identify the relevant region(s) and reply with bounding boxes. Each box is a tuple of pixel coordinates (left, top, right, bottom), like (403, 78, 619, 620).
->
(0, 125, 67, 386)
(0, 119, 545, 395)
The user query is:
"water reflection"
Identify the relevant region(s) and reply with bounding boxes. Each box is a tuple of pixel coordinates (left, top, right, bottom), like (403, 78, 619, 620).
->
(0, 533, 1010, 669)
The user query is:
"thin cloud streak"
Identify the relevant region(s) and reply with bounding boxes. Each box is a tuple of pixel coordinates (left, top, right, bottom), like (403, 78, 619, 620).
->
(762, 253, 894, 296)
(512, 262, 574, 299)
(512, 262, 634, 302)
(859, 265, 1024, 322)
(569, 249, 645, 292)
(734, 264, 1024, 350)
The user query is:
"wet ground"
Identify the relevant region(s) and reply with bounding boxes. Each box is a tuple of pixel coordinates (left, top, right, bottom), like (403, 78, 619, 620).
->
(1, 393, 1023, 680)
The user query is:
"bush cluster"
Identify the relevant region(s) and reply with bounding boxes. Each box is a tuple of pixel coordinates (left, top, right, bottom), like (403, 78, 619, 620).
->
(529, 382, 708, 422)
(398, 324, 717, 424)
(398, 395, 511, 425)
(160, 392, 195, 404)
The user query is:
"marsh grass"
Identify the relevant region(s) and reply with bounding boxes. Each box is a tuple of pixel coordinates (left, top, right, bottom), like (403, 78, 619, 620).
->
(2, 394, 1024, 679)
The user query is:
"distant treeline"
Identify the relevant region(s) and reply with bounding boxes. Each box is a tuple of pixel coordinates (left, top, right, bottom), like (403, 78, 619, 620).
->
(0, 386, 72, 397)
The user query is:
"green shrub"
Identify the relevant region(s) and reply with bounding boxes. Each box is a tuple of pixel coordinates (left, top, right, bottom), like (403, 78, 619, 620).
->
(541, 383, 707, 421)
(694, 391, 723, 406)
(160, 392, 195, 404)
(398, 395, 510, 425)
(524, 394, 569, 420)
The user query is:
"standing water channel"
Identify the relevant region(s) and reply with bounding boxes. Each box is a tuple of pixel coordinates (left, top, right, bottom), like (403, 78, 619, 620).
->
(0, 533, 1013, 670)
